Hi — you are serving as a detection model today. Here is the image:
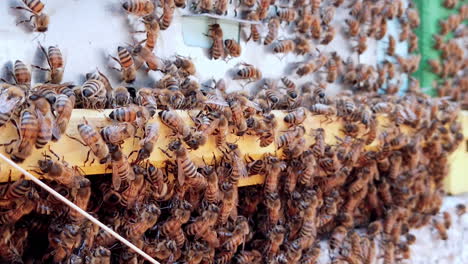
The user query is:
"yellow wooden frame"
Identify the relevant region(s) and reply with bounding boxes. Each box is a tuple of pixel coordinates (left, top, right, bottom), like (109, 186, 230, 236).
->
(0, 109, 465, 192)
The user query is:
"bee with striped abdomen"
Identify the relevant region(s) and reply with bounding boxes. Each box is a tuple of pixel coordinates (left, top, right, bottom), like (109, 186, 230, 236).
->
(160, 0, 175, 30)
(207, 23, 224, 60)
(30, 95, 54, 149)
(122, 0, 155, 16)
(13, 0, 49, 32)
(110, 46, 137, 83)
(264, 18, 280, 45)
(224, 39, 241, 58)
(234, 63, 262, 81)
(33, 44, 64, 84)
(4, 108, 38, 163)
(68, 118, 110, 165)
(80, 79, 107, 109)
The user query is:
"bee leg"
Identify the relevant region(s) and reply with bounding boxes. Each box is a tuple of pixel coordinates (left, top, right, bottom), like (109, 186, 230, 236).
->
(66, 135, 87, 147)
(16, 15, 34, 26)
(31, 65, 50, 72)
(0, 139, 17, 147)
(83, 150, 92, 167)
(158, 147, 173, 158)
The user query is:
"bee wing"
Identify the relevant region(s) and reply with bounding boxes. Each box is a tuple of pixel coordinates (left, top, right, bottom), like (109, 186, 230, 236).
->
(0, 96, 21, 115)
(204, 94, 229, 107)
(177, 157, 185, 186)
(112, 163, 122, 190)
(52, 123, 62, 141)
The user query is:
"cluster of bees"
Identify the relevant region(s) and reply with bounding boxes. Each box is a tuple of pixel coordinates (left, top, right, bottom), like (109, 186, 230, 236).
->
(430, 3, 468, 110)
(0, 84, 465, 263)
(0, 0, 466, 263)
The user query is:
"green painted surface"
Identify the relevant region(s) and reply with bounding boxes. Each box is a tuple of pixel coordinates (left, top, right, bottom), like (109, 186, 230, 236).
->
(413, 0, 461, 96)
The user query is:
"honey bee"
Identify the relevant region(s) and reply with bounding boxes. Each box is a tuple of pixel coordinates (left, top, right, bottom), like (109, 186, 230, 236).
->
(284, 107, 306, 126)
(214, 0, 228, 15)
(110, 46, 137, 83)
(224, 39, 241, 58)
(345, 19, 360, 37)
(160, 0, 175, 30)
(321, 6, 335, 25)
(135, 87, 157, 116)
(80, 79, 107, 109)
(132, 43, 162, 71)
(236, 250, 262, 263)
(162, 204, 191, 248)
(296, 62, 318, 77)
(234, 63, 262, 81)
(68, 180, 92, 223)
(375, 17, 388, 40)
(49, 94, 73, 141)
(197, 0, 213, 13)
(277, 126, 304, 149)
(311, 15, 322, 39)
(200, 166, 219, 204)
(169, 140, 205, 187)
(273, 40, 295, 54)
(122, 0, 155, 16)
(321, 25, 336, 45)
(86, 246, 111, 264)
(399, 20, 410, 41)
(110, 104, 150, 129)
(13, 0, 49, 32)
(356, 34, 368, 55)
(246, 12, 260, 43)
(311, 0, 321, 14)
(37, 155, 85, 189)
(433, 218, 448, 240)
(329, 225, 347, 250)
(294, 37, 312, 55)
(309, 103, 336, 121)
(207, 24, 225, 60)
(277, 8, 297, 23)
(139, 15, 160, 52)
(33, 44, 64, 84)
(120, 167, 146, 208)
(158, 110, 190, 139)
(408, 32, 418, 53)
(0, 199, 35, 224)
(443, 211, 451, 229)
(135, 122, 159, 162)
(218, 182, 237, 225)
(70, 118, 110, 164)
(265, 225, 285, 259)
(101, 123, 135, 147)
(223, 217, 249, 251)
(263, 156, 283, 194)
(29, 95, 54, 149)
(174, 55, 196, 77)
(406, 6, 420, 28)
(126, 203, 160, 239)
(264, 18, 280, 45)
(186, 205, 218, 240)
(0, 86, 25, 128)
(256, 0, 270, 20)
(110, 86, 130, 108)
(4, 108, 38, 163)
(6, 60, 31, 90)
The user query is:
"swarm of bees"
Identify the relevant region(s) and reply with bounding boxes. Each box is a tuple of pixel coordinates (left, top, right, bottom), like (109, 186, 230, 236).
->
(0, 67, 465, 263)
(1, 0, 467, 263)
(431, 3, 468, 110)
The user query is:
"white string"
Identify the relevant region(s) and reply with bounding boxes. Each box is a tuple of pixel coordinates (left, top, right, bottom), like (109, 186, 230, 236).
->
(0, 152, 160, 264)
